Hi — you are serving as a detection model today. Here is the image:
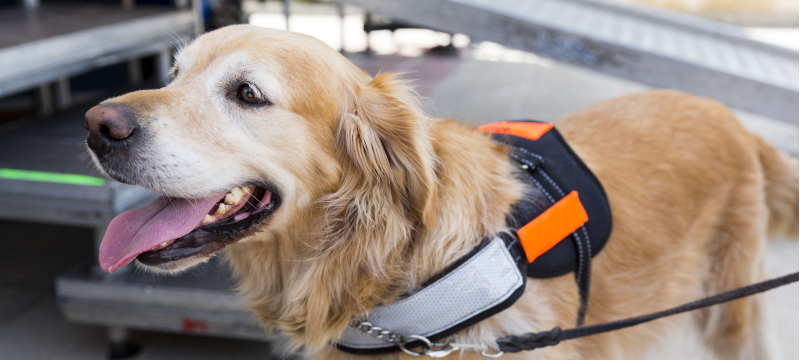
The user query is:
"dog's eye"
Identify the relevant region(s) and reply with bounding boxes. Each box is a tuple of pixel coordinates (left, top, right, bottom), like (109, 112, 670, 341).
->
(238, 84, 262, 104)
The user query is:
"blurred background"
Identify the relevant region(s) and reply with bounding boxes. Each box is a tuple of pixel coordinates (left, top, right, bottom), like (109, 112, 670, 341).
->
(0, 0, 796, 359)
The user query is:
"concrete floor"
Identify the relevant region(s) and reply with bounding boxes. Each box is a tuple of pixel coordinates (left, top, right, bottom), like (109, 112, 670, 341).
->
(0, 52, 797, 359)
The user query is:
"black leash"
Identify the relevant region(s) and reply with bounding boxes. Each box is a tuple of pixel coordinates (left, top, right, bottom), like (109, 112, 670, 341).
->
(496, 272, 799, 353)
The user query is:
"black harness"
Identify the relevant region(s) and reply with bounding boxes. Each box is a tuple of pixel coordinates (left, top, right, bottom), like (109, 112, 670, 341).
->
(497, 120, 612, 325)
(337, 121, 612, 355)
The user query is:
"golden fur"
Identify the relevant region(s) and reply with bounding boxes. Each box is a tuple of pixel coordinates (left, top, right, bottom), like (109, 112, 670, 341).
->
(94, 25, 798, 359)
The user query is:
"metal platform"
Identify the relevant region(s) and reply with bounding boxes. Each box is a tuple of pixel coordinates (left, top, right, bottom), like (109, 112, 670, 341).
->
(0, 105, 157, 246)
(0, 4, 195, 98)
(0, 0, 262, 347)
(325, 0, 799, 123)
(56, 257, 271, 341)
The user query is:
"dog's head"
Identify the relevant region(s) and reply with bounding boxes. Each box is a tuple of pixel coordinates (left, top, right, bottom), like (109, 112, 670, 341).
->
(87, 25, 438, 274)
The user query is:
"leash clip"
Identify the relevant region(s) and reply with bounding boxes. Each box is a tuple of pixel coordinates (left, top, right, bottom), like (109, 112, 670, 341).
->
(480, 344, 504, 358)
(400, 335, 459, 358)
(352, 319, 505, 358)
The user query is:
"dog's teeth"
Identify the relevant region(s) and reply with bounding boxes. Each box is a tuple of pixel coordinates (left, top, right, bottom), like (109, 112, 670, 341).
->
(225, 192, 241, 204)
(150, 241, 169, 251)
(216, 204, 230, 215)
(224, 187, 248, 205)
(202, 214, 215, 224)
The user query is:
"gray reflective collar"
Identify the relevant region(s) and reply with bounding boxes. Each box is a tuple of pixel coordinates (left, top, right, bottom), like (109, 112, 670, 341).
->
(337, 236, 528, 355)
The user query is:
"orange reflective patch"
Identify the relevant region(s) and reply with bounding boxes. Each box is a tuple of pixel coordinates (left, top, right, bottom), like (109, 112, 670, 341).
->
(476, 121, 553, 141)
(517, 191, 588, 263)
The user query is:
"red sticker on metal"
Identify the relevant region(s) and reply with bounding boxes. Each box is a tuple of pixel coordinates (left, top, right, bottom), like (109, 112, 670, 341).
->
(181, 318, 209, 333)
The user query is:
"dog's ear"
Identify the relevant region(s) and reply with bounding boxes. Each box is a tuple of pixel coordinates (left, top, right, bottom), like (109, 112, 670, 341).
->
(336, 73, 439, 228)
(292, 73, 440, 348)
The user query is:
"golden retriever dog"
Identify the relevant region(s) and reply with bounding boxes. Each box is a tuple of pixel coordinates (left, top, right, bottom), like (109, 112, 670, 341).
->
(84, 25, 798, 359)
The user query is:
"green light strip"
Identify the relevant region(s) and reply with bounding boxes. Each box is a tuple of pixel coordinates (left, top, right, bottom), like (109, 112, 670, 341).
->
(0, 168, 106, 186)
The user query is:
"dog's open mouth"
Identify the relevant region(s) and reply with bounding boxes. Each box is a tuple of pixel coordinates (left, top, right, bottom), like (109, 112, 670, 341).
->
(98, 184, 280, 273)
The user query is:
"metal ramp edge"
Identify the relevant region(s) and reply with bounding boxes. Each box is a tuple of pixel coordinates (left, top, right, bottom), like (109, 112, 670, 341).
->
(0, 10, 195, 98)
(56, 260, 272, 341)
(325, 0, 799, 123)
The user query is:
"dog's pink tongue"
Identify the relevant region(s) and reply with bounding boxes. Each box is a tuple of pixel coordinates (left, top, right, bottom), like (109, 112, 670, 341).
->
(99, 194, 225, 273)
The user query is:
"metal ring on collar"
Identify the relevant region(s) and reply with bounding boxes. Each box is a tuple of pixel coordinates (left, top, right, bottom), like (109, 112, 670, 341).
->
(400, 335, 432, 357)
(399, 335, 460, 358)
(424, 342, 459, 358)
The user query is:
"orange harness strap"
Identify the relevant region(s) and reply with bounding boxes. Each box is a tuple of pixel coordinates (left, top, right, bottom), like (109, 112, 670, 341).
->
(476, 121, 553, 141)
(517, 191, 588, 263)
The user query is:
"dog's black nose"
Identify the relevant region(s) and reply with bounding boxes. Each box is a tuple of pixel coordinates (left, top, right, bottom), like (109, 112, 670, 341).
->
(85, 104, 138, 157)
